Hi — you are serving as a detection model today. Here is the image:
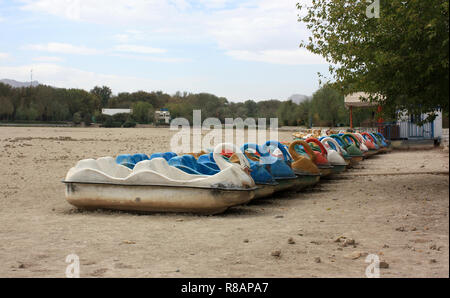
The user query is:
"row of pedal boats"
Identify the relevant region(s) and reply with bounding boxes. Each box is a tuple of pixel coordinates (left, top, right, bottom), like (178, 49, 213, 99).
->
(63, 132, 391, 214)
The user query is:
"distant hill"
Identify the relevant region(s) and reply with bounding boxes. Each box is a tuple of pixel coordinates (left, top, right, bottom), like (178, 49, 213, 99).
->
(288, 94, 310, 104)
(0, 79, 40, 88)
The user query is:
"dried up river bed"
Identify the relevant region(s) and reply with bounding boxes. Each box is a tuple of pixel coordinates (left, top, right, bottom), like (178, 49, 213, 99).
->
(0, 127, 448, 277)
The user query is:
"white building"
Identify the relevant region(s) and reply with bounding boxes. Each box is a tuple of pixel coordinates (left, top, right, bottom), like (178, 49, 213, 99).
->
(344, 92, 443, 141)
(155, 109, 171, 124)
(102, 108, 132, 116)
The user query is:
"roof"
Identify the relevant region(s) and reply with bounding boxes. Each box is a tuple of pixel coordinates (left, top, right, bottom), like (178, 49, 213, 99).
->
(344, 92, 380, 108)
(102, 109, 132, 116)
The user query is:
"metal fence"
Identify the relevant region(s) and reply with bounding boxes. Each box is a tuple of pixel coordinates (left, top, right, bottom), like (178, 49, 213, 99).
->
(377, 121, 435, 140)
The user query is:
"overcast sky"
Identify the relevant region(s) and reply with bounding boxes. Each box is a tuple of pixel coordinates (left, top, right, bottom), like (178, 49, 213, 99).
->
(0, 0, 328, 101)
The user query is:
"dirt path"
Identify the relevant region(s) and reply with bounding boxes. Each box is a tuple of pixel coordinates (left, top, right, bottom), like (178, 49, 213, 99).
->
(0, 127, 448, 277)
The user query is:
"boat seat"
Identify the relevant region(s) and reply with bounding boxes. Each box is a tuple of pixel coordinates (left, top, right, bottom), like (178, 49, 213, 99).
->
(168, 155, 220, 175)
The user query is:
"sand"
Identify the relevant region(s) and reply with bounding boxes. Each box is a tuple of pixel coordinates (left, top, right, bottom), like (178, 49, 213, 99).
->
(0, 127, 448, 278)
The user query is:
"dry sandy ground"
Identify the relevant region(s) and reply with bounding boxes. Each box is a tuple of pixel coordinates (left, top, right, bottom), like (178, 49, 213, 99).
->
(0, 127, 448, 278)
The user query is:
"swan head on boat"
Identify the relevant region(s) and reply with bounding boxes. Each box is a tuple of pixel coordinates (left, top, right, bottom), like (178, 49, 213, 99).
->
(213, 143, 250, 170)
(287, 140, 320, 175)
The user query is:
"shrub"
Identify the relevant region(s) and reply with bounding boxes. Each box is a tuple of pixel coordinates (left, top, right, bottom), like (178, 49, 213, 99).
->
(123, 119, 137, 128)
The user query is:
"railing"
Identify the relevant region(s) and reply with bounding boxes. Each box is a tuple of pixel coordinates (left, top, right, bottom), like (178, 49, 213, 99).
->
(377, 121, 435, 140)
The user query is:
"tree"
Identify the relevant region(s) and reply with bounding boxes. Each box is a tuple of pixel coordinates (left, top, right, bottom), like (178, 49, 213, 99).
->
(90, 86, 112, 108)
(298, 0, 449, 123)
(73, 112, 82, 124)
(310, 85, 347, 127)
(132, 101, 154, 123)
(0, 96, 14, 120)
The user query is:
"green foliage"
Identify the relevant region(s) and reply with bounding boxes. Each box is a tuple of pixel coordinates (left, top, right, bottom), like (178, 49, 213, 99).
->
(298, 0, 449, 123)
(132, 101, 154, 123)
(0, 82, 373, 127)
(0, 96, 14, 120)
(101, 116, 122, 128)
(83, 113, 92, 126)
(123, 118, 137, 128)
(0, 83, 101, 123)
(112, 113, 129, 124)
(72, 112, 82, 124)
(90, 86, 112, 107)
(309, 85, 347, 127)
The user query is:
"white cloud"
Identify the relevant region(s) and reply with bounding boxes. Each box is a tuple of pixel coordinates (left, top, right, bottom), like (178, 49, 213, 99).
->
(113, 44, 166, 54)
(111, 53, 190, 63)
(19, 0, 326, 65)
(0, 52, 9, 60)
(226, 49, 326, 65)
(113, 30, 145, 43)
(0, 16, 5, 22)
(20, 0, 187, 24)
(24, 42, 101, 55)
(32, 56, 64, 62)
(205, 0, 325, 65)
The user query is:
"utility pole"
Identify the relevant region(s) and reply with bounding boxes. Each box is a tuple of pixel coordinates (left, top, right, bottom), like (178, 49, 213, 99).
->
(30, 69, 33, 87)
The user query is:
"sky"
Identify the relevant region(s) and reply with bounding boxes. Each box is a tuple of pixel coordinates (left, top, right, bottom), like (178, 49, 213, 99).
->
(0, 0, 329, 102)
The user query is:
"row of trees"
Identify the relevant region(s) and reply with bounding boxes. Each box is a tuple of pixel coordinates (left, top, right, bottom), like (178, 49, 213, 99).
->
(277, 85, 375, 127)
(0, 82, 375, 127)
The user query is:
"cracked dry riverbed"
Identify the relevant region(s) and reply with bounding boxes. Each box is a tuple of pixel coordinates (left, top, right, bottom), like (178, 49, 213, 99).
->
(0, 127, 448, 277)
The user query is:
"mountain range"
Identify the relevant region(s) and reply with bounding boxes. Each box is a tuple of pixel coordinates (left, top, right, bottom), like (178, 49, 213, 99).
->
(287, 94, 310, 104)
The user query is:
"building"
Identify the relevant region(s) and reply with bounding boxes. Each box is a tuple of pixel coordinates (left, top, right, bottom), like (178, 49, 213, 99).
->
(101, 108, 132, 116)
(344, 93, 443, 141)
(155, 108, 171, 124)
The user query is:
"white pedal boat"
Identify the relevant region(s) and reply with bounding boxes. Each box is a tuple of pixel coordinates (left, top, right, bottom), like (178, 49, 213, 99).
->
(63, 143, 256, 215)
(320, 137, 347, 174)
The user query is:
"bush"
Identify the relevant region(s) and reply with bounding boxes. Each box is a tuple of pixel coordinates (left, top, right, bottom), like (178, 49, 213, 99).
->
(123, 119, 137, 128)
(94, 112, 108, 124)
(83, 113, 92, 126)
(101, 116, 121, 127)
(112, 113, 129, 124)
(100, 113, 133, 127)
(73, 112, 82, 124)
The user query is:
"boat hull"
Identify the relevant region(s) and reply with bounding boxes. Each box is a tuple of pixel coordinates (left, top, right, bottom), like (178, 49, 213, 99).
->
(363, 150, 378, 158)
(319, 167, 334, 177)
(295, 175, 320, 189)
(64, 182, 256, 215)
(254, 184, 277, 199)
(331, 165, 347, 174)
(350, 156, 364, 165)
(274, 178, 298, 192)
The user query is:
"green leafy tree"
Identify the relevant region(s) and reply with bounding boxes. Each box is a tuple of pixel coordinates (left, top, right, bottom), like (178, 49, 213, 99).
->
(72, 112, 82, 124)
(298, 0, 449, 123)
(132, 101, 154, 123)
(0, 96, 14, 120)
(90, 86, 112, 108)
(310, 85, 347, 127)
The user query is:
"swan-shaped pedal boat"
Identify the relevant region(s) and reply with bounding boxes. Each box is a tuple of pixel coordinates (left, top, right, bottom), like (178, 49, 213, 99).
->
(286, 140, 321, 187)
(341, 133, 369, 158)
(305, 137, 340, 176)
(63, 143, 256, 215)
(314, 137, 347, 174)
(261, 141, 305, 192)
(228, 144, 279, 199)
(330, 134, 364, 165)
(351, 133, 377, 157)
(320, 136, 352, 166)
(291, 138, 333, 177)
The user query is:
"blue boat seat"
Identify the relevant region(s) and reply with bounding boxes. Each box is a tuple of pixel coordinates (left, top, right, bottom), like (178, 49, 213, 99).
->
(168, 155, 219, 175)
